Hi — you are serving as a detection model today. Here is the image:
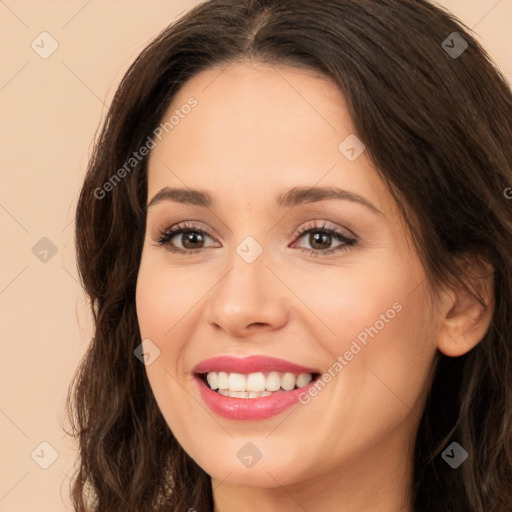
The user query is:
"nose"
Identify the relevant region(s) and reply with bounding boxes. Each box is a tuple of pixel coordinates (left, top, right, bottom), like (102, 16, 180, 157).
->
(204, 250, 289, 338)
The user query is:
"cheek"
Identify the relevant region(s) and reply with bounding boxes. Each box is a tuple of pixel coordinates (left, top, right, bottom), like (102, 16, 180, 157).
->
(290, 252, 437, 414)
(287, 253, 427, 354)
(292, 276, 437, 465)
(342, 287, 437, 436)
(135, 255, 207, 418)
(135, 254, 207, 340)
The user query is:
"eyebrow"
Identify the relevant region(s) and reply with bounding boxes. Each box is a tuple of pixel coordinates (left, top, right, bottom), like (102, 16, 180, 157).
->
(147, 186, 382, 215)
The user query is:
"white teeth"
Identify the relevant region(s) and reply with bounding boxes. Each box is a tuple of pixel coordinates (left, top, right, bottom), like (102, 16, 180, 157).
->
(206, 372, 218, 390)
(228, 373, 246, 392)
(247, 372, 266, 392)
(266, 371, 281, 391)
(203, 371, 315, 394)
(219, 390, 273, 398)
(217, 371, 229, 389)
(296, 373, 313, 388)
(281, 373, 296, 391)
(230, 391, 248, 398)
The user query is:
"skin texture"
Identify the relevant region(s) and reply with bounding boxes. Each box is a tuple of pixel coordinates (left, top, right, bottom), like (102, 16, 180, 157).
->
(135, 61, 495, 512)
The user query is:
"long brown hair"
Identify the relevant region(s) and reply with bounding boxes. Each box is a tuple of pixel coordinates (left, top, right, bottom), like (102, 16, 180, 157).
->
(66, 0, 512, 510)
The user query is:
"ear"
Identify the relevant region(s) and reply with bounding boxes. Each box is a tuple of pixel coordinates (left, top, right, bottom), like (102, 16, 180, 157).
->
(437, 253, 495, 357)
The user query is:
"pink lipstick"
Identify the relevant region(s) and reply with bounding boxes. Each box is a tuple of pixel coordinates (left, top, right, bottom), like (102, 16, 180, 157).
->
(193, 355, 321, 420)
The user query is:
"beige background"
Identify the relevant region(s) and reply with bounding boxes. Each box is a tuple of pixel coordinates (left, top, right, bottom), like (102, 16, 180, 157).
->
(0, 1, 510, 510)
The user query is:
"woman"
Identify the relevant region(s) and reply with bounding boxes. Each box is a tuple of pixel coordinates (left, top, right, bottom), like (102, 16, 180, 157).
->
(66, 0, 512, 510)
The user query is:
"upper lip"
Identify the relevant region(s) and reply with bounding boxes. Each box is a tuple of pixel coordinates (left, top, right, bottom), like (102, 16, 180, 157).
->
(193, 355, 320, 375)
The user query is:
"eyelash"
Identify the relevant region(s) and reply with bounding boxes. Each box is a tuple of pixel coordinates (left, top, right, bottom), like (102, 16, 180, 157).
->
(152, 221, 357, 258)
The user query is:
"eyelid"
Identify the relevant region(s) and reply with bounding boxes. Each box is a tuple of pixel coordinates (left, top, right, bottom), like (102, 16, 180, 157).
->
(151, 219, 358, 257)
(291, 220, 356, 240)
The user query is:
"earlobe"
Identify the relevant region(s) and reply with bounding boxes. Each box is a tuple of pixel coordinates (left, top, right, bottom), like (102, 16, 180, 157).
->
(436, 256, 495, 358)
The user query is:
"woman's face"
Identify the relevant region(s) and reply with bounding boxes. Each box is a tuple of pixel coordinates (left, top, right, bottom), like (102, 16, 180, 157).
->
(136, 62, 442, 490)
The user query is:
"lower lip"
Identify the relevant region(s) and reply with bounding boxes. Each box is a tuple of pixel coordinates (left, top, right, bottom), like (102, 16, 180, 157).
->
(194, 374, 317, 420)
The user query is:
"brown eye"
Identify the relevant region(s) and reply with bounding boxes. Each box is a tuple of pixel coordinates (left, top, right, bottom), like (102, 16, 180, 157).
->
(292, 221, 357, 257)
(153, 220, 357, 258)
(179, 230, 206, 249)
(305, 231, 335, 251)
(155, 224, 216, 254)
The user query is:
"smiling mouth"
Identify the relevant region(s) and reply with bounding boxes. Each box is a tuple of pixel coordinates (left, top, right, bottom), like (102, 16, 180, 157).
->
(197, 370, 321, 399)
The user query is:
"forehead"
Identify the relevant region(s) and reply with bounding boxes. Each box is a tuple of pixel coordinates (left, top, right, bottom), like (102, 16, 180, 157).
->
(146, 61, 394, 217)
